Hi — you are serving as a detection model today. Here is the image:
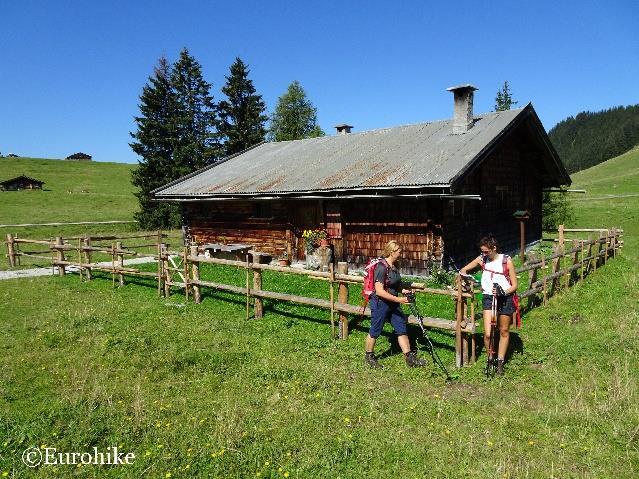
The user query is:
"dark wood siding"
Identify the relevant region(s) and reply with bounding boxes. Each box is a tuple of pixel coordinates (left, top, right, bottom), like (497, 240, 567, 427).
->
(342, 198, 443, 275)
(443, 127, 545, 267)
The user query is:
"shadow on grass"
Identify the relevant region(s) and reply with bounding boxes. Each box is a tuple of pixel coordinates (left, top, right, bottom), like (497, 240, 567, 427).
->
(472, 331, 524, 362)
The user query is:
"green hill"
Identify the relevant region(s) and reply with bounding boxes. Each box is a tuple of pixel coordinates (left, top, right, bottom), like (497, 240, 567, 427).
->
(548, 105, 639, 174)
(0, 157, 137, 225)
(569, 146, 639, 241)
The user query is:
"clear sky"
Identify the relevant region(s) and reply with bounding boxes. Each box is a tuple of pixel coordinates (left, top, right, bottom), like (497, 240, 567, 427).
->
(1, 0, 638, 163)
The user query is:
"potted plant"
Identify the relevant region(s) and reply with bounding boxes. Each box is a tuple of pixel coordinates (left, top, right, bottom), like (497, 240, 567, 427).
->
(317, 229, 330, 247)
(278, 252, 290, 267)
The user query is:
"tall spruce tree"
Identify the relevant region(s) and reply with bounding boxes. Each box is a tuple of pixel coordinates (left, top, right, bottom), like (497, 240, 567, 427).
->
(494, 81, 518, 111)
(269, 81, 325, 141)
(170, 48, 220, 176)
(130, 57, 181, 229)
(218, 57, 268, 155)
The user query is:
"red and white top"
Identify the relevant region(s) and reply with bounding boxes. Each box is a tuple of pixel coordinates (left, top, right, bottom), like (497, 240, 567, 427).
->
(480, 254, 511, 295)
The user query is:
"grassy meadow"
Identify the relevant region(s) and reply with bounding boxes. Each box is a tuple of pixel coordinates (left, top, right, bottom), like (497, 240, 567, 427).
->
(0, 157, 140, 246)
(0, 150, 638, 477)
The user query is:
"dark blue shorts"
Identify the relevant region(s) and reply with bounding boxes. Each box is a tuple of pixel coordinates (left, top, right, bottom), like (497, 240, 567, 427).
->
(482, 294, 515, 315)
(369, 295, 408, 338)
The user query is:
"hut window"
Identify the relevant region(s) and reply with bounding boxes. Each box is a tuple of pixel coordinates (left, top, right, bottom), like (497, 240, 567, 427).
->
(252, 203, 273, 219)
(495, 185, 511, 201)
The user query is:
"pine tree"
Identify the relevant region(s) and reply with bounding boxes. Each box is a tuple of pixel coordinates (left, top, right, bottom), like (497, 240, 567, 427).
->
(218, 57, 268, 156)
(269, 81, 325, 141)
(170, 48, 220, 176)
(494, 81, 518, 111)
(130, 57, 181, 229)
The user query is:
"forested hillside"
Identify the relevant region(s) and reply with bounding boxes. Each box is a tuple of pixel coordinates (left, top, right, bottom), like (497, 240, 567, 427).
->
(548, 104, 639, 173)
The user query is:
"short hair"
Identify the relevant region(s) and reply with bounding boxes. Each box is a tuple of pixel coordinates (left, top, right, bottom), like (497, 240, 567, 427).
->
(479, 234, 499, 251)
(382, 240, 402, 258)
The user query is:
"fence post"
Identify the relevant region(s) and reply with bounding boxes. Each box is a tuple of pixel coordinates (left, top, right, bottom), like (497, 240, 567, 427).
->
(116, 241, 124, 286)
(183, 248, 189, 303)
(83, 237, 92, 280)
(461, 293, 469, 366)
(190, 246, 201, 303)
(157, 243, 164, 297)
(558, 225, 565, 289)
(6, 233, 16, 268)
(541, 255, 547, 306)
(164, 249, 171, 297)
(455, 276, 463, 368)
(596, 231, 604, 269)
(329, 263, 336, 338)
(55, 236, 66, 276)
(527, 262, 538, 309)
(604, 230, 610, 264)
(550, 245, 561, 296)
(611, 228, 617, 258)
(338, 262, 349, 340)
(253, 252, 263, 319)
(580, 240, 585, 283)
(587, 235, 595, 274)
(570, 239, 579, 286)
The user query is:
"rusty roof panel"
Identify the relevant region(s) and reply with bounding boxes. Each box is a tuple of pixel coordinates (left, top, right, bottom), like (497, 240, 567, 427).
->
(154, 108, 525, 197)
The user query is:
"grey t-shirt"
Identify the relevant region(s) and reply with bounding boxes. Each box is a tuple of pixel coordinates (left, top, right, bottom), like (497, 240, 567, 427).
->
(373, 261, 402, 297)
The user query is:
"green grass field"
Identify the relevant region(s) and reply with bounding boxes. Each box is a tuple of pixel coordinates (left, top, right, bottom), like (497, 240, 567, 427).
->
(0, 157, 140, 247)
(0, 151, 638, 478)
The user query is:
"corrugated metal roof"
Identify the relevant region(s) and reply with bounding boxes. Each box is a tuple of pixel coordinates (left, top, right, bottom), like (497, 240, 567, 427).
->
(154, 107, 525, 197)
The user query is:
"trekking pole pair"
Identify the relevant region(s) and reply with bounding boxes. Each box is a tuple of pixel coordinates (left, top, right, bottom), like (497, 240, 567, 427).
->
(485, 283, 506, 377)
(405, 293, 453, 382)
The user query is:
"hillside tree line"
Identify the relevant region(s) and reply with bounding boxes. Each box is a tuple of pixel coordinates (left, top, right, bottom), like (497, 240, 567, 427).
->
(131, 50, 323, 229)
(548, 105, 639, 174)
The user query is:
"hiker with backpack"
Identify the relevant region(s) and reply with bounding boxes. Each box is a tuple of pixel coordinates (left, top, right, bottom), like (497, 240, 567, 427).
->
(363, 240, 428, 369)
(460, 235, 518, 376)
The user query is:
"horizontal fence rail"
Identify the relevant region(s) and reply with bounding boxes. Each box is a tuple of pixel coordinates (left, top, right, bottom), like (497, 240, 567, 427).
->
(4, 225, 624, 368)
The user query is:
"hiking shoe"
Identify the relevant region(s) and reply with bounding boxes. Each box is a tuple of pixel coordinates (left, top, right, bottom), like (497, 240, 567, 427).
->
(496, 359, 505, 376)
(364, 352, 383, 369)
(405, 350, 427, 368)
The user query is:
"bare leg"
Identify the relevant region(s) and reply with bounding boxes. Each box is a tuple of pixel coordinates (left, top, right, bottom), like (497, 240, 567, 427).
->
(483, 310, 493, 356)
(397, 334, 411, 354)
(497, 314, 511, 359)
(365, 334, 377, 353)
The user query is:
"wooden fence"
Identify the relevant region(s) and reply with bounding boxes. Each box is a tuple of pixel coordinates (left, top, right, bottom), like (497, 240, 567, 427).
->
(4, 225, 624, 368)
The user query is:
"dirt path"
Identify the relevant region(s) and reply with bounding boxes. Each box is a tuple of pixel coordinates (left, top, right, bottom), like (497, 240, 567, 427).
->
(0, 257, 156, 281)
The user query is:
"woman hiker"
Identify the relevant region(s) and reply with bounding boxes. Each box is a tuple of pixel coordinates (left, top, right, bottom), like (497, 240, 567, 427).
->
(460, 235, 518, 376)
(364, 240, 428, 369)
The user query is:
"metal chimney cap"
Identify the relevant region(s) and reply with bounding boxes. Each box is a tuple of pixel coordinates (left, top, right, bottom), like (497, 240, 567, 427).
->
(446, 84, 478, 92)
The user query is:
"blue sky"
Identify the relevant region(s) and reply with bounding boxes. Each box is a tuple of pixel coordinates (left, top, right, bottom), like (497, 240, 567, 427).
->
(1, 0, 638, 163)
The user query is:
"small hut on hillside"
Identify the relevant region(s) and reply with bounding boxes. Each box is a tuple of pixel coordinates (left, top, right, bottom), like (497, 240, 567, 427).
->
(0, 175, 45, 191)
(153, 85, 571, 274)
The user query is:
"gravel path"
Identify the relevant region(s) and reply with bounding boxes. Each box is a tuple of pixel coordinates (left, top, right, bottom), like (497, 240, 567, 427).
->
(0, 257, 156, 281)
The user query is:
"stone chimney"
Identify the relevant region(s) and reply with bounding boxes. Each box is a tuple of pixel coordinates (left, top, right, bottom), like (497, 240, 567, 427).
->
(446, 84, 478, 134)
(334, 123, 353, 135)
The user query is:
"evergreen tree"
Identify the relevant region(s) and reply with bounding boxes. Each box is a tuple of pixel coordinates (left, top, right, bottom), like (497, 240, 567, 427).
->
(494, 81, 518, 111)
(130, 57, 181, 229)
(549, 105, 639, 173)
(170, 48, 220, 176)
(269, 81, 325, 141)
(218, 57, 268, 155)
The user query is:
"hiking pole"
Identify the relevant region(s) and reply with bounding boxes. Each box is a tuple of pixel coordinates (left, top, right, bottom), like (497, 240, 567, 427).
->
(485, 283, 501, 377)
(406, 293, 453, 382)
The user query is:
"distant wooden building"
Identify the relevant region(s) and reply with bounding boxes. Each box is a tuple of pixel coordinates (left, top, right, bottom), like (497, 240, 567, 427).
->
(0, 175, 45, 191)
(153, 85, 571, 274)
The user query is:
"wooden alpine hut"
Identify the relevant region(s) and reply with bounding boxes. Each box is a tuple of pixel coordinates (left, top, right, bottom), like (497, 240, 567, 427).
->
(153, 85, 571, 274)
(0, 175, 45, 191)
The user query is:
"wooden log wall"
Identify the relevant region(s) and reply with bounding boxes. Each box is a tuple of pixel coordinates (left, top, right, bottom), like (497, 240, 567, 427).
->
(183, 201, 289, 257)
(342, 198, 443, 275)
